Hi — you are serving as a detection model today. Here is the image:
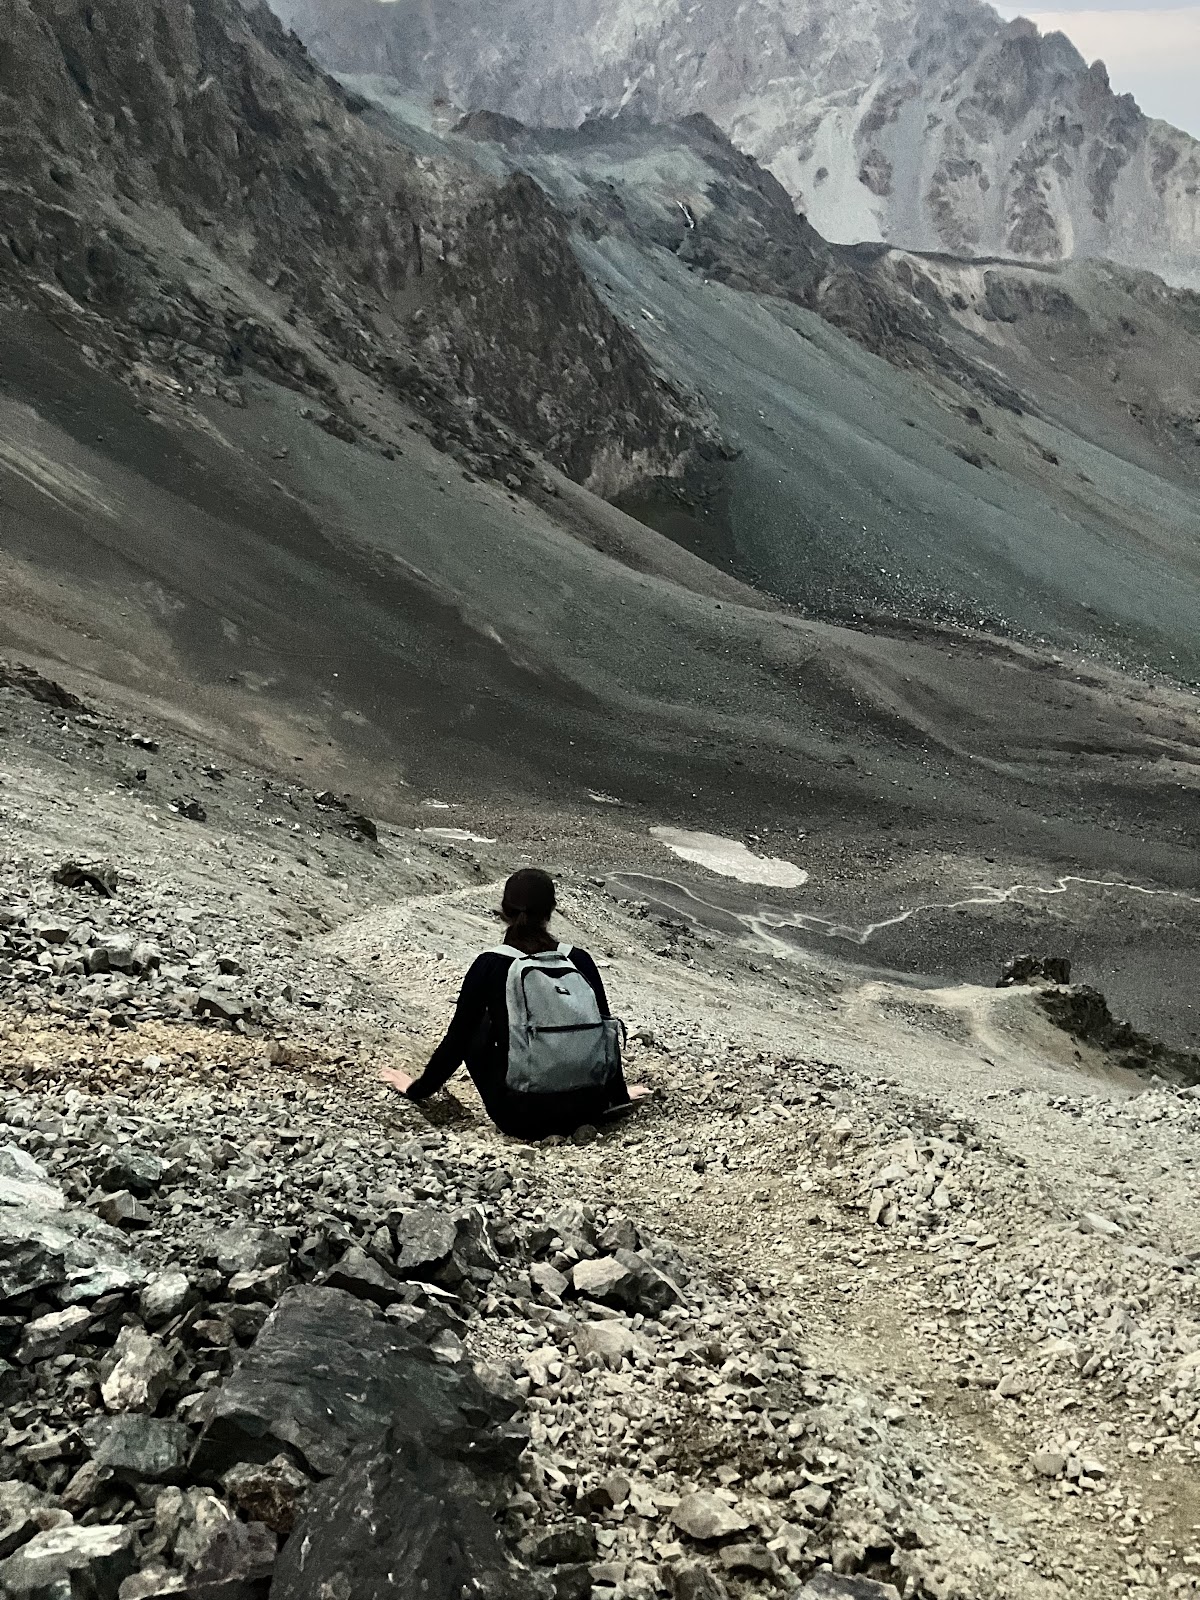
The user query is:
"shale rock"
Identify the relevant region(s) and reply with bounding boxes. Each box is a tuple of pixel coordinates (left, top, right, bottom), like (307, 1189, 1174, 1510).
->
(191, 1287, 525, 1479)
(85, 1415, 192, 1484)
(0, 1523, 136, 1600)
(670, 1493, 750, 1542)
(270, 1432, 528, 1600)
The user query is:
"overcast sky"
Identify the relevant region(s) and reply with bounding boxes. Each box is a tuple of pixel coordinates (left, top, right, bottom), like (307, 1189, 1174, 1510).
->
(992, 1, 1200, 135)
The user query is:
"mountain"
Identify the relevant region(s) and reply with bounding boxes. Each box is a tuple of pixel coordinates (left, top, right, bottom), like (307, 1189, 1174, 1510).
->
(273, 0, 1200, 288)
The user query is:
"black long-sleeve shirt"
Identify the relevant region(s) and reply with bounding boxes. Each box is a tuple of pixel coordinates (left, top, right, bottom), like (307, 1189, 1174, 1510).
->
(406, 945, 629, 1138)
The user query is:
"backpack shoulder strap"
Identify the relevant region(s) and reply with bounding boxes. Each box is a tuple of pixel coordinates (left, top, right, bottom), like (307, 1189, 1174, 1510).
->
(484, 946, 522, 961)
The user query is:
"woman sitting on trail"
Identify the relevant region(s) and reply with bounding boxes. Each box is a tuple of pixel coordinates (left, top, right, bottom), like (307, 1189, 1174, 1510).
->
(381, 868, 649, 1140)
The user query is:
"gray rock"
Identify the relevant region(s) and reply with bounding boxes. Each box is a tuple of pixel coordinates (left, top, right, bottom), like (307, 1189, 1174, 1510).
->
(800, 1576, 901, 1600)
(394, 1210, 458, 1278)
(99, 1150, 165, 1195)
(665, 1565, 730, 1600)
(15, 1303, 92, 1363)
(571, 1252, 679, 1316)
(140, 1272, 195, 1326)
(571, 1256, 631, 1303)
(195, 983, 246, 1022)
(0, 1199, 144, 1304)
(719, 1543, 775, 1575)
(117, 1566, 186, 1598)
(201, 1227, 289, 1276)
(93, 1190, 154, 1229)
(0, 1482, 51, 1561)
(0, 1146, 65, 1211)
(596, 1217, 639, 1253)
(524, 1523, 597, 1565)
(101, 1325, 174, 1412)
(222, 1456, 311, 1537)
(0, 1523, 136, 1600)
(530, 1262, 568, 1299)
(187, 1518, 276, 1599)
(227, 1266, 290, 1304)
(670, 1493, 750, 1542)
(573, 1322, 646, 1370)
(191, 1287, 526, 1480)
(322, 1246, 404, 1308)
(269, 1432, 527, 1599)
(85, 1415, 192, 1483)
(62, 1460, 115, 1513)
(153, 1487, 233, 1571)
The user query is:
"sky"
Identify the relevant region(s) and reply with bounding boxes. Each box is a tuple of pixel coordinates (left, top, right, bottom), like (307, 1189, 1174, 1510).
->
(993, 1, 1200, 135)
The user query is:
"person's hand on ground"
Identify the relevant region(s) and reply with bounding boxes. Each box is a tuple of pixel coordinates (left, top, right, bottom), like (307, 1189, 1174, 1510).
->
(628, 1084, 654, 1100)
(380, 1066, 415, 1096)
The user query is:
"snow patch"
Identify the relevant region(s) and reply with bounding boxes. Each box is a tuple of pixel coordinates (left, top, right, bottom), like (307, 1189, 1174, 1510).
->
(651, 827, 809, 888)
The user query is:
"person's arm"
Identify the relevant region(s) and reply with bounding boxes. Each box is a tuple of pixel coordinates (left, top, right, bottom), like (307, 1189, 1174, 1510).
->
(404, 957, 496, 1101)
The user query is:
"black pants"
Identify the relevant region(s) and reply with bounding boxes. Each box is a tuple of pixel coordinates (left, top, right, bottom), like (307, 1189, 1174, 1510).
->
(471, 1068, 631, 1141)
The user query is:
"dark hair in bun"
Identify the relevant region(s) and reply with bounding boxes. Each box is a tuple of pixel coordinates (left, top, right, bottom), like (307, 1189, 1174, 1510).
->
(500, 867, 556, 931)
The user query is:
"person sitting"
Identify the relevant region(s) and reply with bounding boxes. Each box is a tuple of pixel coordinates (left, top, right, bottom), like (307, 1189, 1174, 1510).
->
(381, 867, 649, 1139)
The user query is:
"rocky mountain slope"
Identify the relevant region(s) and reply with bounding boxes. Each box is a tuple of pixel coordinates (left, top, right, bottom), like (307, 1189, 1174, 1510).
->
(274, 0, 1200, 287)
(0, 665, 1198, 1599)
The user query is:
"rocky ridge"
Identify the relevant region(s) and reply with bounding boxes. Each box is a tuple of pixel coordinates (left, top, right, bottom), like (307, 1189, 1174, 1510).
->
(0, 0, 719, 502)
(274, 0, 1200, 288)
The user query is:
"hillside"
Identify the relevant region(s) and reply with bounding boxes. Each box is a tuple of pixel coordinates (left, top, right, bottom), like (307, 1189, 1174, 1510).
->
(274, 0, 1200, 288)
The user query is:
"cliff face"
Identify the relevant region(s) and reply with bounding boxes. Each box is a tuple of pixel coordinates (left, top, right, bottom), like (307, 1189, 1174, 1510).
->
(0, 0, 719, 497)
(272, 0, 1200, 287)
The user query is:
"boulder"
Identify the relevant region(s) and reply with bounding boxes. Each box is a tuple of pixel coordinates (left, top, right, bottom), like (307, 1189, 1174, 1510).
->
(0, 1146, 66, 1211)
(394, 1210, 458, 1277)
(153, 1487, 233, 1571)
(195, 983, 245, 1022)
(99, 1150, 165, 1195)
(571, 1251, 679, 1316)
(530, 1262, 568, 1299)
(0, 1482, 52, 1561)
(573, 1321, 648, 1370)
(52, 860, 118, 897)
(94, 1190, 155, 1229)
(140, 1272, 195, 1326)
(0, 1523, 136, 1600)
(269, 1432, 527, 1599)
(523, 1523, 597, 1565)
(117, 1566, 186, 1597)
(190, 1287, 525, 1480)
